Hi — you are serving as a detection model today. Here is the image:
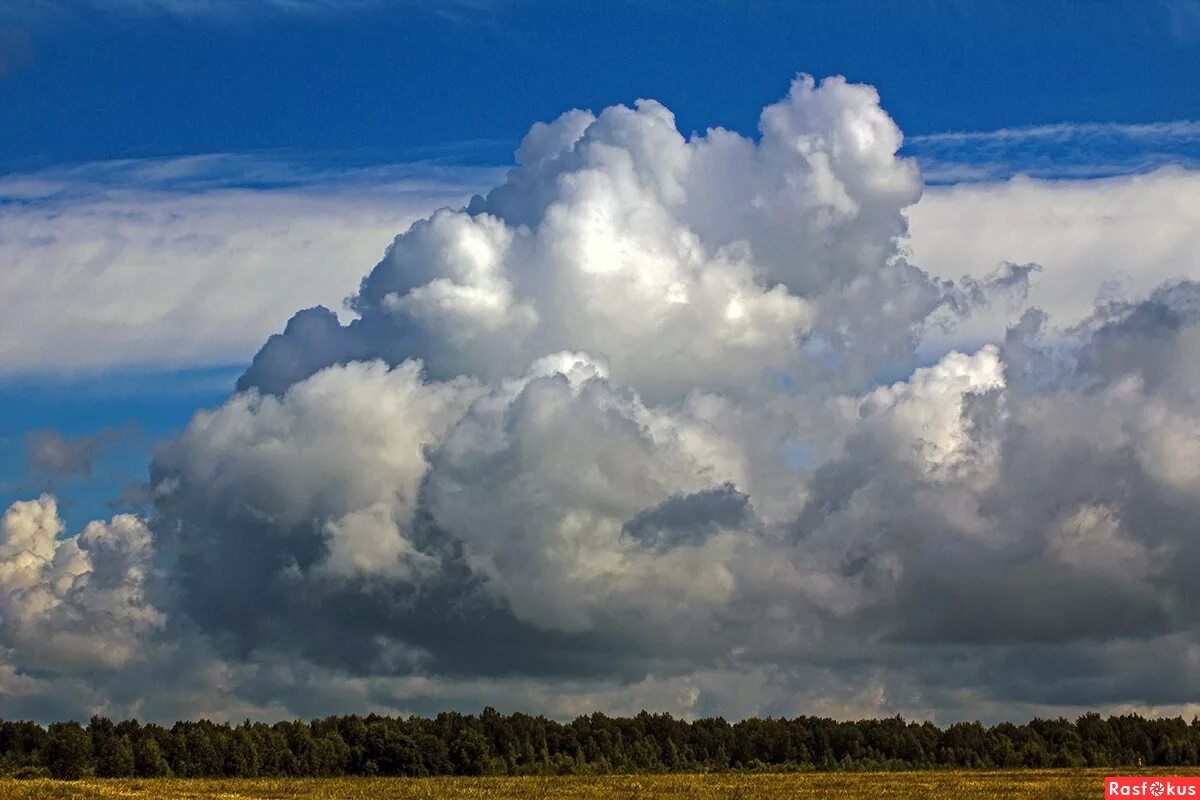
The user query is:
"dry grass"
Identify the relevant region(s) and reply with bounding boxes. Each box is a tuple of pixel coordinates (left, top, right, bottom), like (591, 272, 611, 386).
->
(2, 770, 1196, 799)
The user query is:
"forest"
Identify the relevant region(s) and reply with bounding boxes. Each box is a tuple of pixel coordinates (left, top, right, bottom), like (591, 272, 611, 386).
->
(2, 710, 1199, 780)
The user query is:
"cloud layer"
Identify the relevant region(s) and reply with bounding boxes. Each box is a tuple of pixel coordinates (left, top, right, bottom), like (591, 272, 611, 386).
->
(4, 75, 1200, 724)
(0, 157, 494, 373)
(4, 141, 1197, 379)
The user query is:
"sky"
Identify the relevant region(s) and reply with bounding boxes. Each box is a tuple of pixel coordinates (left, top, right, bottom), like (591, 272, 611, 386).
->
(1, 0, 1200, 725)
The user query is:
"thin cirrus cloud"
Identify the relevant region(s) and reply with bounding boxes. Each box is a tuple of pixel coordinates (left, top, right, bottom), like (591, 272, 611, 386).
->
(906, 119, 1200, 183)
(3, 75, 1200, 725)
(0, 0, 494, 21)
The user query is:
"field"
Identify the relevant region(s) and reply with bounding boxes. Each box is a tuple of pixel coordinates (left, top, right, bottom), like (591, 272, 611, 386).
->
(1, 770, 1190, 799)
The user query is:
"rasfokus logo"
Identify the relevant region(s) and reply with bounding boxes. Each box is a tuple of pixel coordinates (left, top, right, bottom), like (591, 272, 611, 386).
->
(1107, 777, 1200, 797)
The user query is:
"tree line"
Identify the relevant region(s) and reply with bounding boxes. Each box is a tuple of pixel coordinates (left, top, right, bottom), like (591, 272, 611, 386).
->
(2, 710, 1199, 780)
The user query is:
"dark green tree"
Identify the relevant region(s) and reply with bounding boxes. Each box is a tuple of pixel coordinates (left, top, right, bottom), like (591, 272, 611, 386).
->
(45, 722, 92, 780)
(133, 737, 172, 777)
(450, 728, 492, 775)
(96, 734, 135, 777)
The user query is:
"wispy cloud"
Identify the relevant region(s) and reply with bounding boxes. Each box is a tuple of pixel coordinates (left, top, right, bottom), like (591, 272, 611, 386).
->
(1162, 0, 1200, 43)
(906, 119, 1200, 183)
(24, 427, 134, 482)
(2, 0, 496, 23)
(912, 119, 1200, 144)
(0, 150, 503, 199)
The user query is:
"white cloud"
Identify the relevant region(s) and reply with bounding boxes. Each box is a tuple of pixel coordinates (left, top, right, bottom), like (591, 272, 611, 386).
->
(832, 346, 1006, 476)
(0, 495, 163, 672)
(0, 157, 495, 374)
(908, 167, 1200, 356)
(241, 76, 980, 402)
(424, 353, 749, 634)
(155, 358, 480, 581)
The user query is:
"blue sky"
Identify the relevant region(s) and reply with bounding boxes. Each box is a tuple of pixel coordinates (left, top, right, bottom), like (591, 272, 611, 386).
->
(2, 1, 1199, 171)
(3, 0, 1200, 724)
(0, 367, 238, 531)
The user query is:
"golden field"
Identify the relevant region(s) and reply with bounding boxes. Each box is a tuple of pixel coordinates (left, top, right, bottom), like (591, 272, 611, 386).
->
(3, 770, 1196, 799)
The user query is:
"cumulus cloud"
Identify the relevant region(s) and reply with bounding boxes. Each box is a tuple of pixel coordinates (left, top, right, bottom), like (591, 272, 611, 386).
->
(423, 353, 752, 636)
(241, 76, 1007, 402)
(0, 495, 162, 673)
(5, 74, 1200, 724)
(155, 358, 477, 582)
